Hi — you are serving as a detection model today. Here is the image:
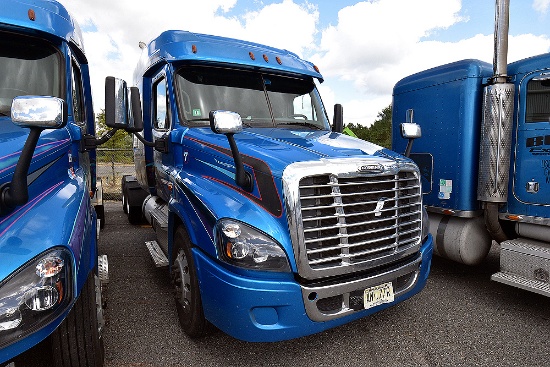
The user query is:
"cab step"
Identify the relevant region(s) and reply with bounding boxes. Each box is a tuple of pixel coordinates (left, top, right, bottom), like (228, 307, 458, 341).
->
(491, 238, 550, 297)
(145, 240, 169, 267)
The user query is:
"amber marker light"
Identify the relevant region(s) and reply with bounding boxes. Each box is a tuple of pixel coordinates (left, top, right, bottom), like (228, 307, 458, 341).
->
(313, 65, 320, 73)
(263, 54, 269, 62)
(276, 56, 282, 65)
(442, 209, 455, 215)
(192, 44, 197, 54)
(506, 214, 523, 221)
(28, 9, 36, 21)
(249, 52, 255, 60)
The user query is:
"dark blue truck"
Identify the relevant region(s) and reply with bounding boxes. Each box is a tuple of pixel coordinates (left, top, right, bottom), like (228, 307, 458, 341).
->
(110, 30, 433, 341)
(392, 0, 550, 296)
(0, 1, 107, 365)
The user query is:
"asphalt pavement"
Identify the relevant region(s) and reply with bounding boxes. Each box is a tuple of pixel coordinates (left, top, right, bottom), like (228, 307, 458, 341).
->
(17, 202, 550, 367)
(98, 201, 549, 367)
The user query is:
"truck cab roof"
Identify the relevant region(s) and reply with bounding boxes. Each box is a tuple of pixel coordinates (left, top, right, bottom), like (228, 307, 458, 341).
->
(134, 30, 323, 83)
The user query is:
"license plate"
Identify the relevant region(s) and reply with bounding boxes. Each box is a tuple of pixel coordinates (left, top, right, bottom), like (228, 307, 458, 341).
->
(363, 282, 394, 309)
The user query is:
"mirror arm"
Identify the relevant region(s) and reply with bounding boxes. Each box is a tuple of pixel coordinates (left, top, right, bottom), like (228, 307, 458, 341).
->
(404, 139, 414, 157)
(132, 131, 155, 147)
(80, 128, 120, 152)
(0, 127, 43, 214)
(95, 128, 119, 145)
(226, 133, 253, 192)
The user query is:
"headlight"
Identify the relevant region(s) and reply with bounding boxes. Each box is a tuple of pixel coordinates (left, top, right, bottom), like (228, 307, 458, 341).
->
(421, 206, 429, 242)
(0, 248, 73, 348)
(215, 219, 290, 272)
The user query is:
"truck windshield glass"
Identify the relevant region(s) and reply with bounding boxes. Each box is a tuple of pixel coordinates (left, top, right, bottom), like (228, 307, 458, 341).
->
(0, 33, 62, 116)
(525, 77, 550, 123)
(175, 66, 329, 129)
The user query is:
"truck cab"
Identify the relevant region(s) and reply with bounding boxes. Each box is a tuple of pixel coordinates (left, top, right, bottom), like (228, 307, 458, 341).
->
(113, 30, 433, 342)
(391, 44, 550, 296)
(0, 1, 106, 365)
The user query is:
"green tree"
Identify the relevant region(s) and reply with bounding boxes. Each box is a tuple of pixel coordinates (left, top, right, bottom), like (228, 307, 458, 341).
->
(95, 109, 132, 149)
(345, 104, 392, 149)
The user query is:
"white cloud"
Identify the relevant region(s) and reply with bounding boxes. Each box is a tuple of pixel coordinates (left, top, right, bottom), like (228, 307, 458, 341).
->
(310, 0, 550, 126)
(59, 0, 550, 127)
(61, 0, 319, 113)
(533, 0, 550, 13)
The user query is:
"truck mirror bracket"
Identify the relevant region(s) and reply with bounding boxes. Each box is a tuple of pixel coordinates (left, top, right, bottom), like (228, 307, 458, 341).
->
(0, 127, 43, 215)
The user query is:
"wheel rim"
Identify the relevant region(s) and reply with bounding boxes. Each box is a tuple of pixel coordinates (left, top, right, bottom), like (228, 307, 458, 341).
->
(173, 249, 191, 314)
(94, 275, 105, 337)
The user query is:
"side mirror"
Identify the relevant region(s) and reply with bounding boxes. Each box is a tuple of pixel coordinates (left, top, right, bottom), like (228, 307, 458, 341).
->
(400, 109, 421, 157)
(208, 110, 252, 192)
(400, 122, 422, 139)
(332, 104, 343, 133)
(105, 76, 143, 133)
(209, 110, 243, 134)
(11, 96, 66, 129)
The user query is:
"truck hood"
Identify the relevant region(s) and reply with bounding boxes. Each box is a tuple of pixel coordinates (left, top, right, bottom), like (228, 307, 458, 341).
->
(186, 127, 403, 178)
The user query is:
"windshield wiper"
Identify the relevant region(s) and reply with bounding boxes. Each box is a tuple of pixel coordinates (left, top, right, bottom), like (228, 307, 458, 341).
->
(276, 121, 324, 130)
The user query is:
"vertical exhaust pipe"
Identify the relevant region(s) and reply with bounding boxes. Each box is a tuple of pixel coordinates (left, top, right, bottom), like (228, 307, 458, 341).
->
(477, 0, 514, 243)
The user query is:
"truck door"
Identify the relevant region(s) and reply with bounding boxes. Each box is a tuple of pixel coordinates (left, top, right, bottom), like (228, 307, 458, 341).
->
(71, 57, 91, 188)
(513, 72, 550, 205)
(151, 72, 173, 202)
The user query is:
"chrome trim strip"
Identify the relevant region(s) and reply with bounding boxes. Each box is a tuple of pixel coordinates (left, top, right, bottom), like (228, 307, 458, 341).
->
(499, 212, 550, 227)
(426, 206, 483, 218)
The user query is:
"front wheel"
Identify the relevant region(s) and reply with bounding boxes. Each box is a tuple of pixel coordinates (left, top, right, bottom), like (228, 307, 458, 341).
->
(171, 226, 210, 338)
(50, 272, 105, 367)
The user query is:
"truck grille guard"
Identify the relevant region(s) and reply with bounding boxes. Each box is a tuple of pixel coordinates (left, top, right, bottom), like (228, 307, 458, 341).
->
(284, 158, 423, 281)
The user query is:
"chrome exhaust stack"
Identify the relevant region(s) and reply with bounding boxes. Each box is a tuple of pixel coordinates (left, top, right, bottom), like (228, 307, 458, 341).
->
(477, 0, 514, 242)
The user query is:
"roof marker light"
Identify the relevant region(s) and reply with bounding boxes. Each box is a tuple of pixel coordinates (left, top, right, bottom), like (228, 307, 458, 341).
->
(192, 44, 197, 54)
(276, 56, 282, 65)
(313, 65, 320, 73)
(263, 54, 269, 62)
(28, 9, 36, 21)
(249, 52, 255, 60)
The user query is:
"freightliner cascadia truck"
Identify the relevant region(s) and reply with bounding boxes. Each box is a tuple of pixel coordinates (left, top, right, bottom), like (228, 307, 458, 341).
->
(392, 0, 550, 296)
(108, 29, 433, 342)
(0, 0, 108, 365)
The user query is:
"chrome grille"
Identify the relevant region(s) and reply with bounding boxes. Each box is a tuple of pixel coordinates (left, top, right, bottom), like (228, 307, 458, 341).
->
(284, 159, 422, 279)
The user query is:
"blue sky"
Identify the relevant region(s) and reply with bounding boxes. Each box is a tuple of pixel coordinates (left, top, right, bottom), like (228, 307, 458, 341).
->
(62, 0, 550, 126)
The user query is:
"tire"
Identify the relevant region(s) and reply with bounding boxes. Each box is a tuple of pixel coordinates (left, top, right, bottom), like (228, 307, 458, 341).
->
(172, 226, 210, 338)
(127, 204, 142, 225)
(50, 272, 105, 367)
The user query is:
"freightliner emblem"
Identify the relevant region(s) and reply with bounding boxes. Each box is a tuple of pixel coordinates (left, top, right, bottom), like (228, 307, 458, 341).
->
(358, 163, 384, 173)
(374, 197, 387, 217)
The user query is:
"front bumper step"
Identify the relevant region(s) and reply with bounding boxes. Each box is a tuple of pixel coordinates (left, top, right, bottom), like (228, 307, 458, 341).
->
(145, 240, 169, 267)
(491, 238, 550, 297)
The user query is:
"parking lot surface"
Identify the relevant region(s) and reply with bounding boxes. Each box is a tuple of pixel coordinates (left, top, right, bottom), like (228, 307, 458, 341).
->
(86, 202, 550, 366)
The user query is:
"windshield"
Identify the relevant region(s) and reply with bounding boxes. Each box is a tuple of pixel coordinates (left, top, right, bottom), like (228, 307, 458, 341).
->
(174, 66, 329, 129)
(0, 33, 63, 116)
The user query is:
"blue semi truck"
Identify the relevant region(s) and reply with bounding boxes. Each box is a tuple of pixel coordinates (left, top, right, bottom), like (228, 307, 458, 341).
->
(392, 0, 550, 296)
(110, 30, 433, 342)
(0, 1, 107, 365)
